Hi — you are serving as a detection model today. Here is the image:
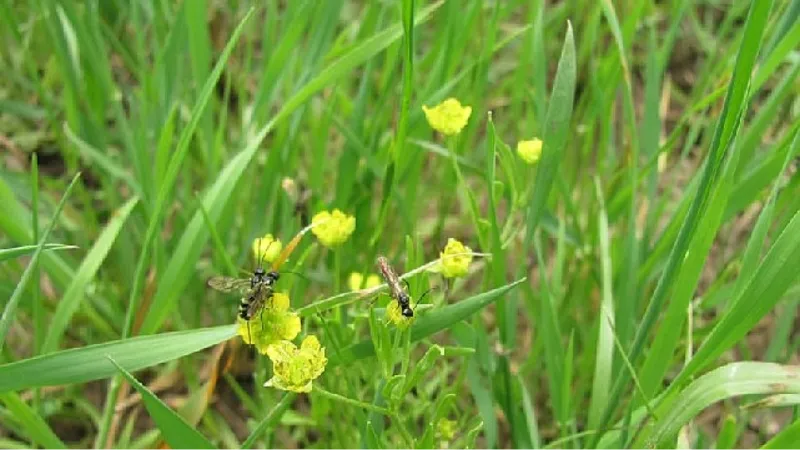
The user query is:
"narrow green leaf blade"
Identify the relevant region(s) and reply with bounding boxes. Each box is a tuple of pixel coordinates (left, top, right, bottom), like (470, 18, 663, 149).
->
(636, 362, 800, 447)
(42, 197, 138, 353)
(526, 22, 575, 240)
(0, 174, 81, 351)
(0, 244, 78, 262)
(109, 358, 215, 449)
(0, 325, 237, 392)
(330, 279, 526, 365)
(0, 392, 66, 448)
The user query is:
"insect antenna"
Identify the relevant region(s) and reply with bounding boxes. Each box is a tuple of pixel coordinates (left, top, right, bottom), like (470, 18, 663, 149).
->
(411, 286, 438, 312)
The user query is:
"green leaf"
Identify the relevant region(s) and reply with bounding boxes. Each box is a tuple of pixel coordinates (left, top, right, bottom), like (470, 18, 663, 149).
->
(525, 22, 576, 241)
(42, 196, 138, 354)
(0, 244, 78, 262)
(635, 362, 800, 447)
(671, 207, 800, 387)
(761, 417, 800, 449)
(109, 357, 214, 449)
(330, 279, 526, 365)
(0, 174, 81, 351)
(587, 180, 614, 430)
(0, 325, 236, 392)
(0, 392, 66, 448)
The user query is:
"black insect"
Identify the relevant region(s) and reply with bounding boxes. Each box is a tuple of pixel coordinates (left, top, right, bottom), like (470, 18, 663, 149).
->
(376, 256, 414, 317)
(208, 229, 309, 343)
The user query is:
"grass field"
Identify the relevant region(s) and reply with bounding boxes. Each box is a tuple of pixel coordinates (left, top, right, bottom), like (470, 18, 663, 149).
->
(1, 0, 799, 448)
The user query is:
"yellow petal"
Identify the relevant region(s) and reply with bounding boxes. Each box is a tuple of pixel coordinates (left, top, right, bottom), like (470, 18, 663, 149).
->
(252, 234, 283, 263)
(439, 238, 473, 278)
(422, 98, 472, 136)
(311, 209, 356, 248)
(516, 139, 543, 165)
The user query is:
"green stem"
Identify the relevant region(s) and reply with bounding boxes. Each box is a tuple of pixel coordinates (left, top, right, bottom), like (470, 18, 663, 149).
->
(314, 385, 393, 415)
(241, 392, 296, 449)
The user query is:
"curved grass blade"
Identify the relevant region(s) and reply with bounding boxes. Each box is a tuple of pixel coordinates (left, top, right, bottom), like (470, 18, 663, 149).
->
(593, 0, 777, 440)
(330, 279, 526, 365)
(0, 392, 66, 448)
(635, 362, 800, 447)
(0, 325, 237, 392)
(0, 173, 81, 351)
(139, 0, 445, 334)
(0, 244, 78, 262)
(109, 358, 214, 449)
(42, 197, 138, 354)
(669, 208, 800, 389)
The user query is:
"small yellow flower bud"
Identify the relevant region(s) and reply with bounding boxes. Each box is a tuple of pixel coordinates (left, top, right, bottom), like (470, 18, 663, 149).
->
(437, 418, 457, 441)
(252, 234, 282, 264)
(517, 138, 543, 165)
(237, 293, 300, 354)
(385, 299, 414, 329)
(264, 335, 327, 393)
(422, 98, 472, 136)
(348, 272, 382, 291)
(311, 209, 356, 248)
(439, 238, 473, 278)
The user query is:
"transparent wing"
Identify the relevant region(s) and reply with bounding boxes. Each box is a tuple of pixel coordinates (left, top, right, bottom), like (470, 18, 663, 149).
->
(207, 276, 251, 295)
(245, 289, 272, 319)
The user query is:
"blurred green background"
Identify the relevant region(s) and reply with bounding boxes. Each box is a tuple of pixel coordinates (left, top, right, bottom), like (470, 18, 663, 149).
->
(0, 0, 799, 448)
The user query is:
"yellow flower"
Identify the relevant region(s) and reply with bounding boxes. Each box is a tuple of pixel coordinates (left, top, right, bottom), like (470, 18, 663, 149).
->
(264, 336, 328, 393)
(436, 418, 457, 441)
(311, 209, 356, 248)
(237, 293, 300, 354)
(435, 238, 473, 278)
(385, 299, 414, 329)
(422, 98, 472, 136)
(348, 272, 382, 291)
(517, 138, 543, 165)
(252, 234, 282, 264)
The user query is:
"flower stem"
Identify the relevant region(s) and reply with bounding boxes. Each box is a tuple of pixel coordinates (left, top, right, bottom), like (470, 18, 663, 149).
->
(314, 385, 392, 415)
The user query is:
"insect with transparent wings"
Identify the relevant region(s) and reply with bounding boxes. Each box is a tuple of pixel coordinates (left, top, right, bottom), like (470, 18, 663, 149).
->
(207, 227, 310, 344)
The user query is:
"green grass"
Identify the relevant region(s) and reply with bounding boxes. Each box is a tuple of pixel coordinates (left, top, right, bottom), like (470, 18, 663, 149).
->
(1, 0, 799, 448)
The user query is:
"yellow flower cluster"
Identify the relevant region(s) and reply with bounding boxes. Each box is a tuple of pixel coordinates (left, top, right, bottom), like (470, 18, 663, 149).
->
(265, 336, 327, 393)
(237, 293, 300, 353)
(311, 209, 356, 248)
(433, 238, 473, 278)
(235, 235, 328, 394)
(422, 98, 472, 136)
(252, 233, 282, 263)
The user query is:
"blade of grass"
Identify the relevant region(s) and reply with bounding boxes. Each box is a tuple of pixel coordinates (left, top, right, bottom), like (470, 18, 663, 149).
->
(593, 0, 776, 439)
(588, 178, 614, 430)
(669, 207, 800, 388)
(761, 417, 800, 449)
(0, 325, 237, 392)
(109, 357, 214, 449)
(42, 196, 138, 354)
(0, 173, 81, 352)
(0, 244, 79, 262)
(0, 392, 66, 448)
(635, 362, 800, 447)
(330, 278, 525, 365)
(525, 22, 576, 244)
